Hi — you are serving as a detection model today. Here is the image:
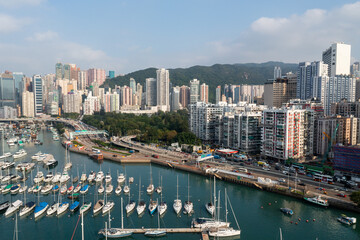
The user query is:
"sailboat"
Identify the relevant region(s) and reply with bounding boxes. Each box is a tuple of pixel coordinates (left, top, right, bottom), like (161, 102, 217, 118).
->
(173, 175, 182, 215)
(102, 186, 115, 215)
(5, 199, 23, 217)
(125, 185, 136, 215)
(184, 174, 193, 215)
(136, 177, 146, 216)
(98, 197, 133, 238)
(208, 189, 241, 238)
(80, 190, 92, 215)
(155, 173, 162, 194)
(56, 190, 69, 217)
(19, 180, 36, 217)
(105, 171, 112, 184)
(205, 176, 216, 216)
(145, 199, 166, 237)
(64, 145, 72, 171)
(146, 164, 154, 194)
(115, 184, 122, 195)
(47, 190, 60, 216)
(158, 176, 167, 216)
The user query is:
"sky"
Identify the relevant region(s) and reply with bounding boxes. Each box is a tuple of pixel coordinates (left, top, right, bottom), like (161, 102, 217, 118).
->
(1, 0, 360, 76)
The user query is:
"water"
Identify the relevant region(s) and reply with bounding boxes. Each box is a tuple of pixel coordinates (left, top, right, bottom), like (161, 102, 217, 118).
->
(1, 129, 360, 239)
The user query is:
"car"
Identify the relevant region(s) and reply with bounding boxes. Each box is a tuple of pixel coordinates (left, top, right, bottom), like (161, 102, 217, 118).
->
(337, 193, 346, 198)
(278, 178, 286, 183)
(298, 183, 306, 186)
(112, 155, 117, 157)
(145, 155, 149, 157)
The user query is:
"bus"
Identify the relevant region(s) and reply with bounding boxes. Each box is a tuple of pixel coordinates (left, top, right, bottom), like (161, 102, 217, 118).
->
(313, 174, 334, 184)
(92, 148, 101, 154)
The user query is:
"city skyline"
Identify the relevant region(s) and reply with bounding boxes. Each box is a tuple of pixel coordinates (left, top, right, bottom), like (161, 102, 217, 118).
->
(0, 0, 360, 75)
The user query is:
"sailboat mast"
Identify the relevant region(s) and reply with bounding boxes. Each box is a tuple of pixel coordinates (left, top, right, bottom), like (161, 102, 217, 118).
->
(176, 175, 179, 200)
(121, 197, 124, 229)
(187, 174, 190, 202)
(157, 199, 160, 230)
(279, 228, 282, 240)
(217, 190, 221, 222)
(225, 188, 228, 223)
(138, 177, 141, 203)
(81, 212, 84, 240)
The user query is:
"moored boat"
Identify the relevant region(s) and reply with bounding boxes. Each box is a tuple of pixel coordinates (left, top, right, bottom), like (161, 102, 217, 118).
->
(304, 195, 329, 207)
(337, 214, 357, 225)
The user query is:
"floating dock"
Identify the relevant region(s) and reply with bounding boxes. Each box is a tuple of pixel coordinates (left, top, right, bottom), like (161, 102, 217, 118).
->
(121, 228, 202, 234)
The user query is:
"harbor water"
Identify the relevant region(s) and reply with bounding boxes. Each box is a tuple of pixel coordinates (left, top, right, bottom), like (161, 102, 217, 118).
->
(1, 129, 360, 239)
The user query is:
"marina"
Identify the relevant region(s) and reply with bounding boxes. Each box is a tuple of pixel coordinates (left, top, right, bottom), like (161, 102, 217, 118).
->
(0, 127, 359, 239)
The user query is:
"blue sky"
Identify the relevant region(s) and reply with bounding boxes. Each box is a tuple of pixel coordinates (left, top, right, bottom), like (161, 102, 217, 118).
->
(0, 0, 359, 75)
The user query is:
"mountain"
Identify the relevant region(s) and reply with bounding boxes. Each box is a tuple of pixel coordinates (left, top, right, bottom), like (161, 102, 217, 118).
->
(102, 61, 298, 103)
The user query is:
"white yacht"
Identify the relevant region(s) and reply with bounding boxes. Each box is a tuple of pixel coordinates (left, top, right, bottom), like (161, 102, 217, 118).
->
(13, 149, 27, 159)
(57, 202, 69, 216)
(106, 184, 114, 194)
(117, 173, 125, 184)
(52, 172, 61, 183)
(95, 171, 104, 183)
(5, 200, 23, 217)
(33, 171, 44, 184)
(44, 172, 54, 183)
(102, 201, 115, 215)
(88, 171, 96, 183)
(47, 203, 59, 216)
(115, 185, 122, 195)
(105, 172, 112, 184)
(173, 176, 182, 215)
(59, 171, 70, 184)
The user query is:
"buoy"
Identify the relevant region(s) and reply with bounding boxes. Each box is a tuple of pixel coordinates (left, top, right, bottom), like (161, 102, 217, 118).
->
(306, 220, 309, 223)
(313, 219, 316, 222)
(261, 206, 263, 208)
(298, 218, 301, 221)
(269, 203, 271, 205)
(290, 221, 293, 224)
(275, 201, 277, 203)
(295, 222, 298, 225)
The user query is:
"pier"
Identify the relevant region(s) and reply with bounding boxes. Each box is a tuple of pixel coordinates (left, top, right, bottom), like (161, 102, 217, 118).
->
(120, 228, 202, 234)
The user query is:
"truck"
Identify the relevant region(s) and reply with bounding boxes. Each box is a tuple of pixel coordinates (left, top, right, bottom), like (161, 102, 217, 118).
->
(257, 161, 267, 166)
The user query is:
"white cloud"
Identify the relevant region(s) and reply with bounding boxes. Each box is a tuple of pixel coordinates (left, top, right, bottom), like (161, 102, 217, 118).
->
(0, 14, 29, 32)
(26, 31, 58, 42)
(0, 0, 45, 8)
(202, 1, 360, 64)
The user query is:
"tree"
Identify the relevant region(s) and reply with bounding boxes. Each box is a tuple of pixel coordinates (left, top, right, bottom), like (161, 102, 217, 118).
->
(350, 191, 360, 207)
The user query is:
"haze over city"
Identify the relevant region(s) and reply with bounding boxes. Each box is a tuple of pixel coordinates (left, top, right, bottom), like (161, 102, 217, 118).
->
(1, 0, 360, 75)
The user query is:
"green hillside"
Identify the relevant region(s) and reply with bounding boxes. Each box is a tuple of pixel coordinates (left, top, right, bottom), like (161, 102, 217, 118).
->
(102, 62, 297, 103)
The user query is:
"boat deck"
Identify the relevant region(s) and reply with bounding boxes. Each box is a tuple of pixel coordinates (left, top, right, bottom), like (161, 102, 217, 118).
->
(121, 228, 202, 234)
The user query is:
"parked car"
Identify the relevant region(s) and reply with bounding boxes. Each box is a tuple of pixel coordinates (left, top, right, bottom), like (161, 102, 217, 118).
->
(298, 182, 306, 186)
(278, 178, 286, 183)
(337, 193, 346, 198)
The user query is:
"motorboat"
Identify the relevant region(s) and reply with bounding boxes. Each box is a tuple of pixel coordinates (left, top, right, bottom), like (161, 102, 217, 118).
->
(34, 202, 49, 219)
(102, 201, 115, 215)
(1, 174, 13, 184)
(105, 172, 112, 184)
(33, 185, 42, 194)
(280, 208, 294, 215)
(11, 175, 21, 183)
(117, 173, 125, 184)
(19, 185, 28, 194)
(129, 177, 134, 183)
(5, 200, 23, 217)
(192, 218, 230, 229)
(304, 195, 329, 207)
(1, 161, 15, 170)
(95, 171, 104, 183)
(15, 162, 35, 172)
(88, 171, 96, 183)
(59, 171, 70, 184)
(67, 185, 74, 194)
(80, 184, 89, 194)
(126, 200, 136, 214)
(45, 158, 58, 168)
(52, 185, 59, 192)
(80, 173, 87, 183)
(60, 185, 67, 195)
(19, 201, 36, 217)
(148, 200, 157, 215)
(41, 185, 53, 195)
(69, 201, 80, 212)
(44, 172, 54, 183)
(0, 201, 10, 214)
(93, 200, 104, 215)
(33, 171, 44, 184)
(47, 203, 59, 216)
(80, 202, 92, 214)
(13, 149, 27, 159)
(2, 184, 13, 194)
(106, 184, 114, 194)
(52, 172, 61, 183)
(337, 214, 357, 225)
(31, 152, 43, 160)
(57, 202, 69, 216)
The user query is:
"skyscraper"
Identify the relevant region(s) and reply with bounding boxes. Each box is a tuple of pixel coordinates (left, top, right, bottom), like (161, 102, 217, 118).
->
(108, 71, 115, 79)
(156, 68, 170, 111)
(0, 72, 16, 107)
(22, 91, 34, 117)
(136, 83, 143, 107)
(171, 87, 181, 111)
(322, 42, 351, 76)
(63, 64, 71, 80)
(179, 85, 190, 108)
(146, 78, 157, 106)
(190, 79, 200, 104)
(78, 70, 87, 90)
(200, 83, 209, 103)
(87, 68, 106, 86)
(129, 78, 136, 96)
(55, 63, 63, 80)
(216, 86, 221, 104)
(33, 75, 43, 116)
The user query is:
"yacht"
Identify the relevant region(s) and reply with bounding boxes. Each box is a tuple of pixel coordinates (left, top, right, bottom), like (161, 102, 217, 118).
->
(33, 171, 44, 184)
(102, 201, 115, 215)
(173, 176, 182, 215)
(117, 173, 125, 184)
(115, 185, 122, 195)
(192, 218, 230, 229)
(5, 200, 23, 217)
(136, 178, 146, 216)
(105, 172, 112, 184)
(184, 175, 193, 215)
(206, 177, 216, 216)
(52, 172, 61, 183)
(34, 202, 49, 219)
(88, 171, 96, 183)
(98, 184, 105, 194)
(57, 202, 69, 216)
(106, 184, 114, 194)
(304, 195, 329, 207)
(0, 201, 10, 214)
(41, 185, 53, 195)
(80, 202, 92, 214)
(80, 173, 87, 183)
(123, 185, 130, 194)
(209, 228, 241, 238)
(80, 184, 89, 194)
(73, 184, 81, 194)
(95, 171, 104, 183)
(13, 149, 27, 159)
(19, 201, 36, 217)
(44, 172, 54, 183)
(59, 171, 70, 184)
(47, 203, 59, 216)
(93, 200, 104, 215)
(337, 215, 357, 225)
(148, 200, 158, 215)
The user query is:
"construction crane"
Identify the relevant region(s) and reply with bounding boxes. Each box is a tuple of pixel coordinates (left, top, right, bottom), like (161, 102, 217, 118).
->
(322, 123, 339, 164)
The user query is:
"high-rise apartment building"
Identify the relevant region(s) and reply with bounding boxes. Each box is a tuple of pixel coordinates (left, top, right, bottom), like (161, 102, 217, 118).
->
(264, 73, 297, 108)
(83, 92, 100, 115)
(33, 75, 43, 116)
(322, 42, 351, 77)
(120, 86, 132, 106)
(216, 86, 221, 104)
(78, 70, 87, 90)
(156, 68, 170, 111)
(274, 66, 282, 79)
(87, 68, 106, 86)
(171, 87, 181, 111)
(129, 78, 136, 96)
(200, 83, 209, 103)
(136, 83, 143, 107)
(63, 92, 81, 113)
(179, 85, 190, 109)
(190, 79, 200, 104)
(146, 78, 157, 106)
(22, 91, 34, 117)
(261, 107, 315, 161)
(297, 61, 328, 100)
(55, 63, 63, 80)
